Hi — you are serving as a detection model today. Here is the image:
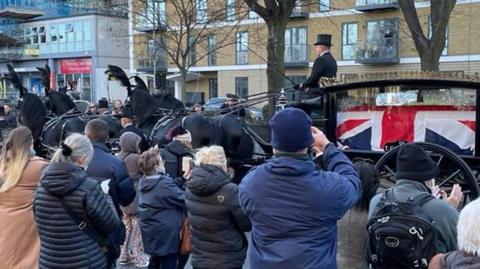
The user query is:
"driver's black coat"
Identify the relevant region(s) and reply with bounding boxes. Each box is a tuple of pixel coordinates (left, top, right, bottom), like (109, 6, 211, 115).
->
(302, 52, 337, 88)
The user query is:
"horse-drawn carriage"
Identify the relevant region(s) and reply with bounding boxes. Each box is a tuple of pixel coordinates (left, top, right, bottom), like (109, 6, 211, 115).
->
(290, 72, 480, 205)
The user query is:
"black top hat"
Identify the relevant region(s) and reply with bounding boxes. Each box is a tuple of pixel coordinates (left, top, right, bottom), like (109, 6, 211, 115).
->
(314, 34, 333, 47)
(98, 99, 109, 109)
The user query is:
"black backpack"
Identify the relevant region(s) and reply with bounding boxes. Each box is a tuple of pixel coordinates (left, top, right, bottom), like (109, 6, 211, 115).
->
(367, 189, 438, 269)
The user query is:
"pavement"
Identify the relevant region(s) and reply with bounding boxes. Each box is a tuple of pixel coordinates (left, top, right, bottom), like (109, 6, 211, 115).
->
(118, 234, 252, 269)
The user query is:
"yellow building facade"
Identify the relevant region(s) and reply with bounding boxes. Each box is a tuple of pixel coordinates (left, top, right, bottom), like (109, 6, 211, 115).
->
(130, 0, 480, 104)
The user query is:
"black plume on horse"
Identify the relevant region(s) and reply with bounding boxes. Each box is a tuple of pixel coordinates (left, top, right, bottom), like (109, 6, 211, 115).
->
(2, 64, 47, 146)
(37, 64, 76, 115)
(105, 65, 132, 96)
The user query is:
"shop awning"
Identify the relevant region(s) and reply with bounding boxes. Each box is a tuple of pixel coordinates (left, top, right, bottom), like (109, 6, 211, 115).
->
(167, 72, 203, 82)
(0, 6, 43, 20)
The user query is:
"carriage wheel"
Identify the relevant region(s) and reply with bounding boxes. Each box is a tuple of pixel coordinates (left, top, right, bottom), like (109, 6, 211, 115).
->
(375, 142, 479, 204)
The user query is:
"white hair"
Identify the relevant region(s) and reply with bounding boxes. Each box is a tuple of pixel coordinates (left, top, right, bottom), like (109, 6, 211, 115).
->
(194, 146, 227, 171)
(457, 198, 480, 255)
(51, 133, 94, 165)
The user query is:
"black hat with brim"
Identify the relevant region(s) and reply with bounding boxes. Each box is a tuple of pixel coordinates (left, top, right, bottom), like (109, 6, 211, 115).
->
(314, 34, 333, 47)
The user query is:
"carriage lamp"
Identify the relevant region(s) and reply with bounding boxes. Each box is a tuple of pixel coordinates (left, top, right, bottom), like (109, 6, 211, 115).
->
(276, 89, 287, 112)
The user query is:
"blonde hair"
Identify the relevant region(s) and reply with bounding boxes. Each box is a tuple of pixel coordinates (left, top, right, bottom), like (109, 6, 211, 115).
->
(0, 127, 35, 192)
(194, 146, 227, 171)
(457, 198, 480, 255)
(51, 133, 94, 165)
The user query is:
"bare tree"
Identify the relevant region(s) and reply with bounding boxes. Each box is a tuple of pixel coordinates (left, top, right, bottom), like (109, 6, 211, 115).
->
(399, 0, 456, 71)
(244, 0, 296, 118)
(126, 0, 246, 100)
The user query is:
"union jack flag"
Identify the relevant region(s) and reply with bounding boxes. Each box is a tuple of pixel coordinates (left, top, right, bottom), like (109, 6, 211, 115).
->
(336, 105, 476, 155)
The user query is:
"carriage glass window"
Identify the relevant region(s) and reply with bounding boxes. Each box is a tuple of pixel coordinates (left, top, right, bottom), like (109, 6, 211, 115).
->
(319, 0, 330, 11)
(236, 31, 248, 65)
(342, 22, 358, 60)
(335, 86, 476, 155)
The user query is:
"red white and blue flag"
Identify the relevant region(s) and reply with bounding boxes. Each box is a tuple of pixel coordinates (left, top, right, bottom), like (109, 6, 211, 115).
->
(336, 106, 476, 155)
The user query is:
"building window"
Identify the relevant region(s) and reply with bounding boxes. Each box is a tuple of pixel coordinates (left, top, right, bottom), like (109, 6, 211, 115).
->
(209, 77, 218, 98)
(285, 27, 307, 64)
(144, 0, 166, 26)
(363, 19, 398, 60)
(248, 9, 258, 19)
(319, 0, 330, 12)
(236, 31, 248, 65)
(188, 36, 196, 66)
(342, 22, 358, 60)
(208, 34, 216, 66)
(235, 77, 248, 99)
(196, 0, 207, 23)
(428, 15, 448, 56)
(226, 0, 235, 21)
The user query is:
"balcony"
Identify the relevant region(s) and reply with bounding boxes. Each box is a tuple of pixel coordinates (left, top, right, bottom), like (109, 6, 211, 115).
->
(355, 37, 399, 65)
(356, 0, 399, 12)
(135, 16, 167, 32)
(135, 56, 167, 73)
(285, 44, 309, 68)
(290, 6, 309, 19)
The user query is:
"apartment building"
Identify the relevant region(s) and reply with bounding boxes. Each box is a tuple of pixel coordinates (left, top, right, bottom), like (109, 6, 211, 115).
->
(0, 0, 130, 102)
(130, 0, 480, 104)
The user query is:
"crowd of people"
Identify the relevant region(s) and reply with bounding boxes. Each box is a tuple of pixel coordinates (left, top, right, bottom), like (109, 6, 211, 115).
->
(0, 106, 479, 269)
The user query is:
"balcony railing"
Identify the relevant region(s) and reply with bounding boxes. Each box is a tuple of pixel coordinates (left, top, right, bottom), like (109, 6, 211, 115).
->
(0, 45, 23, 61)
(355, 37, 399, 65)
(135, 14, 167, 32)
(356, 0, 399, 11)
(285, 44, 309, 68)
(134, 56, 167, 73)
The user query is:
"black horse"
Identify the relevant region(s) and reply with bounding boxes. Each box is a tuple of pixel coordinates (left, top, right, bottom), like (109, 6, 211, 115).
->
(2, 64, 123, 156)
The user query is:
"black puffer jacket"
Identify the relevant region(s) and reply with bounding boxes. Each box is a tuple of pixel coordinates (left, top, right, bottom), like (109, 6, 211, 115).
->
(161, 140, 191, 179)
(186, 165, 251, 269)
(34, 162, 121, 269)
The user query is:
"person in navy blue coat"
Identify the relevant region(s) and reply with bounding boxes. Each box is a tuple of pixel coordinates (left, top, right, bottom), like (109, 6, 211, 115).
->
(239, 108, 361, 269)
(137, 147, 185, 269)
(85, 119, 136, 269)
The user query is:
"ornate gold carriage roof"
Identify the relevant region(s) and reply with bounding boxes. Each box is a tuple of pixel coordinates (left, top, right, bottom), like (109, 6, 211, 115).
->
(318, 71, 480, 91)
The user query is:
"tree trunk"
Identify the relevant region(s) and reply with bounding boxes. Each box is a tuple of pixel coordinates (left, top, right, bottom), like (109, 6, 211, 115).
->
(265, 19, 288, 118)
(179, 69, 187, 101)
(419, 48, 441, 71)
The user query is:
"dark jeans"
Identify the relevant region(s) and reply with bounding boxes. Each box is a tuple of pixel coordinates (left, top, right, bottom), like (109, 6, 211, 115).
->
(177, 254, 189, 269)
(148, 253, 179, 269)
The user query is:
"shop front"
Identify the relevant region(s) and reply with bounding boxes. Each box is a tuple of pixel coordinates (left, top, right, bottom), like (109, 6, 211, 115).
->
(57, 57, 92, 101)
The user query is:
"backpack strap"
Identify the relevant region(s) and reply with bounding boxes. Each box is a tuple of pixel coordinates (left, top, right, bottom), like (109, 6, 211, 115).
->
(43, 179, 109, 253)
(410, 193, 435, 207)
(381, 189, 397, 203)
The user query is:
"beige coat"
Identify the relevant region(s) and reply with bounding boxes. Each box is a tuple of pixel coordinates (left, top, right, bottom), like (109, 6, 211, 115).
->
(0, 157, 48, 269)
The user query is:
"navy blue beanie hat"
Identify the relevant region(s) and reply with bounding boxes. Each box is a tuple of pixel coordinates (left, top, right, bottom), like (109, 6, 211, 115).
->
(269, 108, 314, 152)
